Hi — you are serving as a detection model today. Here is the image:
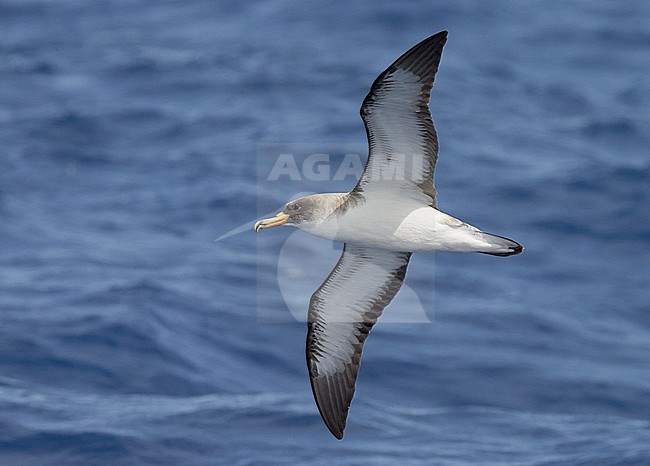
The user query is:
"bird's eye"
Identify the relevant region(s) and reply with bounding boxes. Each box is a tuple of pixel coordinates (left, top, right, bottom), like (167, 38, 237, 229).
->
(291, 204, 301, 211)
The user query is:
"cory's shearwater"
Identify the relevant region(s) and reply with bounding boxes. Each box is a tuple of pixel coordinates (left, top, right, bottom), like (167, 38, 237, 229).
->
(255, 30, 523, 439)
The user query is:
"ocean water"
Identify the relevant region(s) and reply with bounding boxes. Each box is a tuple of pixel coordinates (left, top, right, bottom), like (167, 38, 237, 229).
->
(1, 0, 649, 464)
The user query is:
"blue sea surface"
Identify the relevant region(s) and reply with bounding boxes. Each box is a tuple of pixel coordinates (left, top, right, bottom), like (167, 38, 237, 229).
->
(1, 0, 649, 464)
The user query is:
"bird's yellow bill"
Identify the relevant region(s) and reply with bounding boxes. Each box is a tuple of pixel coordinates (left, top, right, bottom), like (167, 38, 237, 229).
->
(254, 212, 289, 233)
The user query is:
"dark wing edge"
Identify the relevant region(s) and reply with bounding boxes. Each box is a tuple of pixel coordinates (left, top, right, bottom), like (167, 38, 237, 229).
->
(306, 244, 411, 439)
(361, 30, 448, 112)
(354, 30, 448, 206)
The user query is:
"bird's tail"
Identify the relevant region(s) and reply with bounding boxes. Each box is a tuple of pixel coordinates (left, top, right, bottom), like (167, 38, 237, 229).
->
(477, 232, 524, 257)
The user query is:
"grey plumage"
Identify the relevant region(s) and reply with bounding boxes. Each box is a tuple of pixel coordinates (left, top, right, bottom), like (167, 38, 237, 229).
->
(305, 31, 448, 439)
(254, 29, 524, 440)
(306, 244, 411, 439)
(354, 30, 447, 207)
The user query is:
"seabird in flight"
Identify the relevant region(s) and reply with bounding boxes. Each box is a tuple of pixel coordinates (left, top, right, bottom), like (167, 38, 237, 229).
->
(255, 30, 523, 439)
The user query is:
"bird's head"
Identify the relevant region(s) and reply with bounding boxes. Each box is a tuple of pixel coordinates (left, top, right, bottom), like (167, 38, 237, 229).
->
(254, 195, 326, 233)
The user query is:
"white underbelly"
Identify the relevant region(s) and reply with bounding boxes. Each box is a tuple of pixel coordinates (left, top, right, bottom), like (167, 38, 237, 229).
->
(302, 203, 492, 253)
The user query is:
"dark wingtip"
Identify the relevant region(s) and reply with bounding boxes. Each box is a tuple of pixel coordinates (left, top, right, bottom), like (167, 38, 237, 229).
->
(424, 30, 447, 40)
(428, 30, 448, 43)
(415, 30, 448, 50)
(320, 404, 346, 440)
(331, 428, 344, 440)
(308, 372, 350, 440)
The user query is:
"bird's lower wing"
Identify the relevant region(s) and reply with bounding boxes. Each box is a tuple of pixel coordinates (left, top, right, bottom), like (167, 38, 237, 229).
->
(306, 244, 411, 439)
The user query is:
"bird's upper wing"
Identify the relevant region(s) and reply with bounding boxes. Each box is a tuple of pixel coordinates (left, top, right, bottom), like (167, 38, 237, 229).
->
(353, 30, 448, 208)
(306, 244, 411, 439)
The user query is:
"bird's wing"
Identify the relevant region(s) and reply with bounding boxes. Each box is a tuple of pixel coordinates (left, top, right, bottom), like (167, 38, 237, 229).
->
(353, 30, 448, 208)
(306, 244, 411, 439)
